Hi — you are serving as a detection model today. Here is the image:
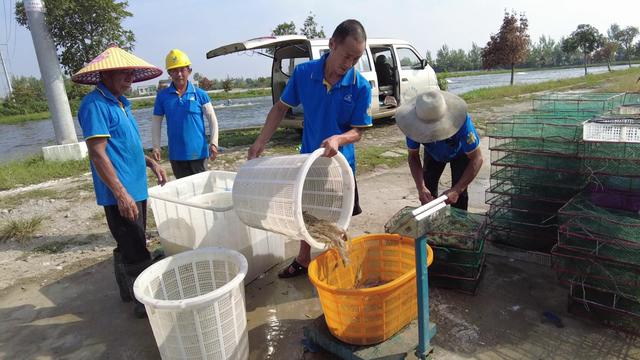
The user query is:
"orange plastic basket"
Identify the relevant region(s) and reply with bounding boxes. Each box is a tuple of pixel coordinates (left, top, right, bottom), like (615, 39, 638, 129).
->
(308, 233, 433, 345)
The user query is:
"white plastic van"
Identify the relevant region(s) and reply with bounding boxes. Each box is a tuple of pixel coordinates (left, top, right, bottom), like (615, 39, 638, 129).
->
(207, 35, 439, 128)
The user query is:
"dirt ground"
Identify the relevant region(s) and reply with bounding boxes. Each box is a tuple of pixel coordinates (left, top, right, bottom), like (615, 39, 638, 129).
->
(1, 97, 639, 359)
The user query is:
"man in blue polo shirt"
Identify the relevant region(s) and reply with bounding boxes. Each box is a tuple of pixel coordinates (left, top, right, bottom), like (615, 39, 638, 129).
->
(152, 49, 219, 179)
(73, 46, 167, 318)
(396, 89, 483, 210)
(248, 19, 372, 278)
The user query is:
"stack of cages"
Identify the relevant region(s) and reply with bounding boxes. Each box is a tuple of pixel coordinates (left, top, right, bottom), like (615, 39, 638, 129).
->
(383, 206, 487, 294)
(485, 92, 627, 255)
(552, 92, 640, 334)
(426, 207, 487, 295)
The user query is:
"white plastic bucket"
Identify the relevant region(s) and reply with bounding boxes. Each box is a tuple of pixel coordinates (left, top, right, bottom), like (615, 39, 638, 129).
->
(134, 248, 249, 360)
(232, 148, 355, 249)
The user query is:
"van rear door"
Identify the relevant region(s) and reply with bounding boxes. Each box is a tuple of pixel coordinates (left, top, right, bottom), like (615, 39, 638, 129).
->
(206, 35, 308, 58)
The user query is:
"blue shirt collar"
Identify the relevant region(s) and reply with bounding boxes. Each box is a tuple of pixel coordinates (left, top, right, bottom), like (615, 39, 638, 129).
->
(310, 52, 356, 88)
(169, 80, 195, 94)
(96, 82, 130, 107)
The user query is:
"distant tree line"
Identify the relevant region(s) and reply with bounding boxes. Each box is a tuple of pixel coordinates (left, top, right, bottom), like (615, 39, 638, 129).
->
(430, 12, 639, 80)
(0, 77, 91, 116)
(193, 74, 271, 91)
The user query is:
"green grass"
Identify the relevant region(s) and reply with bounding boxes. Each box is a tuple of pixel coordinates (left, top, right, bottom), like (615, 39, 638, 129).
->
(461, 67, 640, 104)
(2, 189, 60, 208)
(129, 98, 155, 109)
(146, 127, 301, 151)
(0, 112, 51, 124)
(32, 237, 93, 253)
(0, 216, 45, 243)
(90, 210, 105, 222)
(0, 154, 89, 191)
(356, 143, 407, 174)
(219, 127, 300, 148)
(32, 240, 67, 254)
(209, 88, 271, 101)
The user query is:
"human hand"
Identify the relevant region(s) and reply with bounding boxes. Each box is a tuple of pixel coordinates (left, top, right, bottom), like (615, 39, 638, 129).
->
(116, 192, 138, 222)
(152, 163, 167, 186)
(443, 188, 460, 205)
(418, 187, 434, 205)
(320, 136, 340, 157)
(248, 142, 265, 160)
(209, 144, 218, 161)
(152, 148, 162, 162)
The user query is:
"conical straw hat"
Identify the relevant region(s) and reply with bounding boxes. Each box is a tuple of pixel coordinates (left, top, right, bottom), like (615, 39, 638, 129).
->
(72, 45, 163, 85)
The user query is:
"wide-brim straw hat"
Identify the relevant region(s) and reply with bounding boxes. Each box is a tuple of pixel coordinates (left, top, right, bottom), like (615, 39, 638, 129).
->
(71, 45, 163, 85)
(396, 89, 468, 143)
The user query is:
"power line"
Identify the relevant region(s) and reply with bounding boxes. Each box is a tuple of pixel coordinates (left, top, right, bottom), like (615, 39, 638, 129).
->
(11, 0, 16, 60)
(3, 0, 9, 44)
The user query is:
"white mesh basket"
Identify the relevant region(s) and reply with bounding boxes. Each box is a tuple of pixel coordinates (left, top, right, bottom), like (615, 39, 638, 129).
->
(232, 148, 355, 249)
(583, 117, 640, 143)
(133, 248, 249, 360)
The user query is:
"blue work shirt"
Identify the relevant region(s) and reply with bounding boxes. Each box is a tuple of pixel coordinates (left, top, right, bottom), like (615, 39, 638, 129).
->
(406, 115, 480, 162)
(78, 82, 148, 206)
(281, 53, 372, 173)
(153, 81, 211, 161)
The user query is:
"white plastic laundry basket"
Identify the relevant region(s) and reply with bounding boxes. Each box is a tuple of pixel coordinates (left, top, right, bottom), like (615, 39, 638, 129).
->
(134, 248, 249, 360)
(148, 170, 285, 283)
(232, 148, 355, 249)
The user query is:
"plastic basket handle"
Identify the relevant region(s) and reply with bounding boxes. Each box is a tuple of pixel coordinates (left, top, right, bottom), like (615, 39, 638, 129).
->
(411, 195, 448, 222)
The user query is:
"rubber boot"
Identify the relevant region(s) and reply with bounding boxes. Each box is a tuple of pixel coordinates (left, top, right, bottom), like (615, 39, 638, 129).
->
(124, 260, 151, 319)
(113, 249, 132, 302)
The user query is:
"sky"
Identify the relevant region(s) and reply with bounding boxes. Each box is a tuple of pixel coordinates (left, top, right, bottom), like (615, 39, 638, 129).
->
(1, 0, 639, 95)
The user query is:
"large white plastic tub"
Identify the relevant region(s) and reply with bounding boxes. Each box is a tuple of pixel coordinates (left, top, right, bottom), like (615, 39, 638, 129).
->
(134, 247, 249, 360)
(148, 171, 285, 283)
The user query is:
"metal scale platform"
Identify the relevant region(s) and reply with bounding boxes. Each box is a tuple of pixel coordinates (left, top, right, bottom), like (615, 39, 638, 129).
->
(303, 196, 449, 359)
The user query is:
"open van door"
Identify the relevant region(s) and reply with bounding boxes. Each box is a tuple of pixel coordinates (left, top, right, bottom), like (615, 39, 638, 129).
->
(206, 35, 308, 59)
(392, 45, 438, 104)
(207, 35, 311, 128)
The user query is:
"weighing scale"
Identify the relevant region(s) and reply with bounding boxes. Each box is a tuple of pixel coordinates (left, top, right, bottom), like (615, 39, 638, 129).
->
(303, 196, 449, 359)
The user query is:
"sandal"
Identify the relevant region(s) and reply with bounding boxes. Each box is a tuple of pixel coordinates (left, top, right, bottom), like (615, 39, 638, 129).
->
(278, 259, 308, 278)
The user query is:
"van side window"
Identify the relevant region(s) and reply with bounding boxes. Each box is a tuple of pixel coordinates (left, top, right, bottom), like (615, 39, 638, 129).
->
(319, 48, 371, 72)
(280, 57, 309, 77)
(355, 54, 371, 72)
(396, 48, 422, 70)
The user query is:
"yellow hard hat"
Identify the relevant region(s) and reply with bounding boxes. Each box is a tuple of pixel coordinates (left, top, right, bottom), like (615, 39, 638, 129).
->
(165, 49, 191, 70)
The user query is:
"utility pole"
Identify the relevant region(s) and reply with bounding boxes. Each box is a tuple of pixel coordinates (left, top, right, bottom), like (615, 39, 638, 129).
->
(24, 0, 76, 145)
(0, 48, 12, 96)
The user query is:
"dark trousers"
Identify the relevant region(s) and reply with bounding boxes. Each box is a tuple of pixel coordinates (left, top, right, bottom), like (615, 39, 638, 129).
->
(423, 152, 470, 210)
(170, 159, 207, 179)
(104, 200, 150, 265)
(353, 178, 362, 216)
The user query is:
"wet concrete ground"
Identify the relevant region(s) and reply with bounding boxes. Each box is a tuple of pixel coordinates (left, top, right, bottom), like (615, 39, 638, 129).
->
(1, 141, 639, 359)
(2, 221, 639, 359)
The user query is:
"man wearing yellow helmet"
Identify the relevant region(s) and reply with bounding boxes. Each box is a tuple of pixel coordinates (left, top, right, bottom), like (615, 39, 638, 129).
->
(152, 49, 219, 178)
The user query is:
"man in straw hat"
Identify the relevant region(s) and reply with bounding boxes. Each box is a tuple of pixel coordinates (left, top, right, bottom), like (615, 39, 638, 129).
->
(396, 89, 483, 209)
(73, 45, 167, 318)
(248, 19, 372, 278)
(152, 49, 219, 178)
